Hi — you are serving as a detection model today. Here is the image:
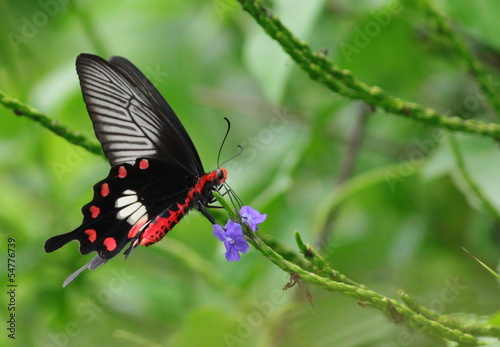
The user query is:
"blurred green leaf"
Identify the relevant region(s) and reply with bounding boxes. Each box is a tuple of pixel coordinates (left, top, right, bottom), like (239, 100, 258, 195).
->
(243, 0, 326, 103)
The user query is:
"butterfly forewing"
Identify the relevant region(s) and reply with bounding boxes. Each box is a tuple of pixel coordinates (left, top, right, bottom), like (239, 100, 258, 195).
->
(76, 54, 204, 175)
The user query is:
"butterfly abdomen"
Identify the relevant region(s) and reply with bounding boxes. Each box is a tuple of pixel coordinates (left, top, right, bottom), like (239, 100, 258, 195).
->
(140, 168, 227, 246)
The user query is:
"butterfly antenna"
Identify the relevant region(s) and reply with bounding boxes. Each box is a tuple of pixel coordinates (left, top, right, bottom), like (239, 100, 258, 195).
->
(220, 145, 243, 168)
(217, 117, 231, 168)
(217, 118, 245, 168)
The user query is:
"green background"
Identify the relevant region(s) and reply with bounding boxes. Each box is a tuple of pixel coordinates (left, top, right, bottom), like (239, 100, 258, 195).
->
(0, 0, 499, 346)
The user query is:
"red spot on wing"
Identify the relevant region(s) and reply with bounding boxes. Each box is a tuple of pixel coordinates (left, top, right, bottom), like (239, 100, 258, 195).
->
(84, 229, 97, 243)
(117, 166, 127, 178)
(128, 215, 148, 239)
(139, 159, 149, 170)
(103, 237, 117, 251)
(101, 183, 110, 197)
(89, 206, 100, 218)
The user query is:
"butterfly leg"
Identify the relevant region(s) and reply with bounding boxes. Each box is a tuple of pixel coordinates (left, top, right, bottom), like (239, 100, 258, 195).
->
(197, 203, 217, 225)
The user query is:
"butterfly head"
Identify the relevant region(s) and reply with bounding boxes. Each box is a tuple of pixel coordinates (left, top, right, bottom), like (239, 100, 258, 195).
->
(216, 168, 228, 184)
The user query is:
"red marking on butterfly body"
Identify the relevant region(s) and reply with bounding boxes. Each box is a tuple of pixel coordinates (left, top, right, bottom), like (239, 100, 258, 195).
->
(140, 169, 226, 246)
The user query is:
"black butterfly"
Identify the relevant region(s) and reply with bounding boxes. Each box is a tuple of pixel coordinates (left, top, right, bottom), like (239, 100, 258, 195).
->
(44, 54, 227, 286)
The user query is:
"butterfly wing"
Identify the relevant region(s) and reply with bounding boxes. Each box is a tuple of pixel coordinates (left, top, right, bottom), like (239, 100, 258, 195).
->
(44, 159, 196, 276)
(76, 53, 204, 175)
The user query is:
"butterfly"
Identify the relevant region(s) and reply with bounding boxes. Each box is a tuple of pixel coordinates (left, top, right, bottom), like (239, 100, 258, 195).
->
(44, 54, 227, 286)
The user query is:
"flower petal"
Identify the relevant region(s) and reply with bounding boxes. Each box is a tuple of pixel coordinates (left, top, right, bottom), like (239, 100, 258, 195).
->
(213, 224, 226, 242)
(234, 239, 249, 254)
(240, 206, 267, 231)
(213, 220, 251, 262)
(225, 246, 241, 261)
(225, 221, 243, 238)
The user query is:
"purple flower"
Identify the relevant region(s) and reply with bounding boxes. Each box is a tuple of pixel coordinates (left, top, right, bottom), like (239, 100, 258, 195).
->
(213, 221, 249, 261)
(213, 206, 266, 262)
(240, 206, 267, 231)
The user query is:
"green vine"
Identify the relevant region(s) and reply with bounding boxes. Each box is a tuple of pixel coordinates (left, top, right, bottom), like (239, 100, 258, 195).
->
(0, 90, 103, 156)
(448, 132, 500, 219)
(399, 290, 500, 338)
(237, 0, 500, 139)
(417, 0, 500, 118)
(213, 192, 498, 345)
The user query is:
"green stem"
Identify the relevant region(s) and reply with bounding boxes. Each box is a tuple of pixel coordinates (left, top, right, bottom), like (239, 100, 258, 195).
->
(447, 132, 500, 219)
(237, 0, 500, 139)
(294, 231, 365, 288)
(215, 193, 484, 345)
(0, 90, 103, 156)
(418, 0, 500, 118)
(399, 290, 500, 339)
(215, 193, 491, 344)
(244, 228, 482, 346)
(260, 234, 314, 271)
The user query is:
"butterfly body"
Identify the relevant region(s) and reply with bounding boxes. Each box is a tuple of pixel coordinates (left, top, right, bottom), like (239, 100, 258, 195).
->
(44, 54, 227, 285)
(138, 166, 227, 247)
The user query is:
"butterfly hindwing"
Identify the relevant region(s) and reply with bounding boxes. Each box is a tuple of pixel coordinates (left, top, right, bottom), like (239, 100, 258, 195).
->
(44, 158, 196, 259)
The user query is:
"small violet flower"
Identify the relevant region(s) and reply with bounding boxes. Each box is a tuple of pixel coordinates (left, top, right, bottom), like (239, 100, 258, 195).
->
(213, 206, 267, 262)
(213, 220, 249, 261)
(240, 206, 267, 231)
